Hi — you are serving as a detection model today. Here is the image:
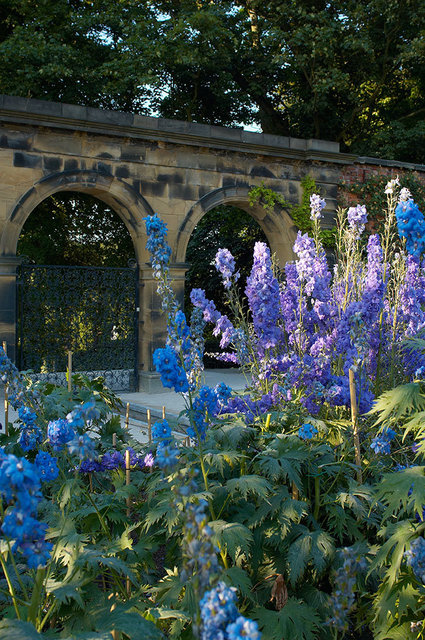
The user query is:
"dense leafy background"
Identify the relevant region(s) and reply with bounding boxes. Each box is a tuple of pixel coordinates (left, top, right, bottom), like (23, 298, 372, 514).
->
(1, 0, 425, 162)
(17, 193, 135, 267)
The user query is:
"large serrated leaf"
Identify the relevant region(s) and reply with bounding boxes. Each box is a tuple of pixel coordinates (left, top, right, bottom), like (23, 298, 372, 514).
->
(368, 383, 425, 424)
(46, 579, 85, 607)
(210, 519, 253, 560)
(226, 474, 271, 500)
(0, 620, 41, 640)
(254, 598, 321, 640)
(93, 602, 163, 640)
(375, 466, 425, 521)
(222, 566, 252, 596)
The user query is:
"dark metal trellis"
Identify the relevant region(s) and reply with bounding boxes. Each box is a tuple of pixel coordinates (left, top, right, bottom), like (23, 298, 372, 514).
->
(16, 262, 139, 391)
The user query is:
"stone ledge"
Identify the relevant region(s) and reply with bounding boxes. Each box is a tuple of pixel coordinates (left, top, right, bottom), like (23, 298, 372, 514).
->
(0, 94, 356, 164)
(356, 156, 425, 172)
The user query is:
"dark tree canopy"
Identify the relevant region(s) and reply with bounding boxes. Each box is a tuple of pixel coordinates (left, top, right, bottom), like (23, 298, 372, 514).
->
(17, 193, 135, 267)
(1, 0, 425, 162)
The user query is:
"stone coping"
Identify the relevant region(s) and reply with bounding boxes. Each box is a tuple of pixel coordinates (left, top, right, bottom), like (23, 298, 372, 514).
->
(0, 94, 351, 163)
(2, 94, 424, 171)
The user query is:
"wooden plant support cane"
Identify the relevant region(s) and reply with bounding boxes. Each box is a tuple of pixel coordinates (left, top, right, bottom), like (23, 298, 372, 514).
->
(125, 402, 130, 430)
(108, 593, 120, 640)
(349, 368, 363, 484)
(162, 405, 166, 420)
(3, 341, 8, 436)
(67, 351, 73, 394)
(112, 432, 117, 448)
(125, 449, 131, 596)
(147, 408, 152, 443)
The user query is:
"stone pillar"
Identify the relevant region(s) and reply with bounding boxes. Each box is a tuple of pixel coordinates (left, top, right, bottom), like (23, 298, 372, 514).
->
(0, 256, 23, 364)
(138, 262, 189, 392)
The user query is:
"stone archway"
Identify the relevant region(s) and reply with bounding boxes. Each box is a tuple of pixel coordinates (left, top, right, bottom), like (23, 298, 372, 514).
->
(0, 170, 153, 370)
(174, 185, 297, 266)
(0, 170, 153, 262)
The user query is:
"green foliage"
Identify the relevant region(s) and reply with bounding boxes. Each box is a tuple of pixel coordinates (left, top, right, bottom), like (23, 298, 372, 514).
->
(17, 192, 135, 267)
(248, 183, 288, 213)
(6, 321, 425, 637)
(254, 599, 322, 640)
(3, 1, 425, 160)
(249, 176, 336, 248)
(342, 173, 425, 232)
(368, 382, 425, 425)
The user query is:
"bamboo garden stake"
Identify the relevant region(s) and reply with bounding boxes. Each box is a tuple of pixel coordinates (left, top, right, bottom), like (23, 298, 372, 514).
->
(67, 351, 72, 393)
(147, 409, 152, 443)
(125, 402, 130, 430)
(349, 367, 363, 483)
(2, 341, 8, 436)
(125, 449, 131, 595)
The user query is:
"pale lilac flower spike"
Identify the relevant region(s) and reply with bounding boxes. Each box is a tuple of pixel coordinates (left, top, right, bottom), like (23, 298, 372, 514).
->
(310, 193, 326, 220)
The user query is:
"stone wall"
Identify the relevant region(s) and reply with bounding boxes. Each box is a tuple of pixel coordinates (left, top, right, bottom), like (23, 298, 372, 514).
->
(1, 94, 425, 387)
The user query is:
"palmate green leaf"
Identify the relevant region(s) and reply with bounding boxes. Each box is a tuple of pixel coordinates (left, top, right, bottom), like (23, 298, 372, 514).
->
(0, 620, 41, 640)
(92, 602, 163, 640)
(210, 520, 253, 561)
(247, 484, 292, 528)
(46, 578, 85, 607)
(255, 435, 308, 487)
(375, 466, 425, 521)
(373, 573, 421, 631)
(337, 483, 375, 521)
(59, 478, 82, 509)
(222, 566, 252, 597)
(203, 449, 245, 474)
(253, 598, 321, 640)
(117, 523, 143, 551)
(401, 410, 425, 441)
(150, 568, 184, 606)
(368, 382, 425, 425)
(374, 622, 418, 640)
(148, 608, 190, 621)
(214, 420, 256, 448)
(287, 529, 311, 584)
(371, 520, 417, 585)
(226, 475, 271, 500)
(279, 498, 309, 537)
(143, 501, 176, 532)
(287, 528, 334, 584)
(74, 548, 136, 582)
(324, 503, 363, 543)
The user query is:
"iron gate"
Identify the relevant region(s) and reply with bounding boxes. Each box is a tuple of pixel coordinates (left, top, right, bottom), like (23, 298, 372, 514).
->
(16, 262, 139, 391)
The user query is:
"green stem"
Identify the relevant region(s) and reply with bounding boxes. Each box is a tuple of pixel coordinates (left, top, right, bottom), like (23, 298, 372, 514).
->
(85, 491, 112, 541)
(0, 552, 21, 619)
(27, 567, 45, 626)
(7, 540, 29, 602)
(314, 476, 320, 521)
(197, 440, 229, 570)
(38, 599, 58, 632)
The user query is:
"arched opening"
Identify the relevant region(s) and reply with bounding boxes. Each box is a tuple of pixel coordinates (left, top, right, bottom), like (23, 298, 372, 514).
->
(15, 191, 139, 390)
(17, 192, 135, 266)
(175, 185, 297, 266)
(185, 204, 269, 367)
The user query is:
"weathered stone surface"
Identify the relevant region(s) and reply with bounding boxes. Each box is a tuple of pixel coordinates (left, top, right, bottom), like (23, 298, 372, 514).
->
(43, 156, 63, 172)
(13, 152, 41, 169)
